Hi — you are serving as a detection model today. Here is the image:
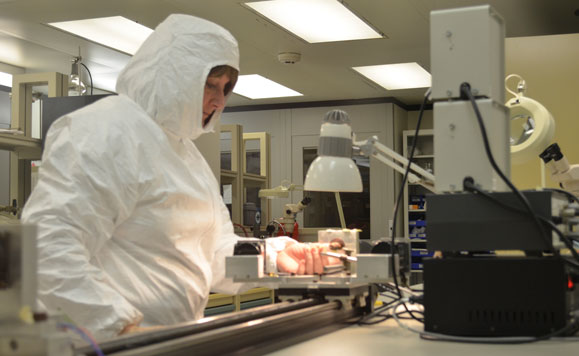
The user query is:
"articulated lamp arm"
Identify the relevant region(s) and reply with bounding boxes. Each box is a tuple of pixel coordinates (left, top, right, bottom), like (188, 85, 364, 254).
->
(354, 136, 436, 193)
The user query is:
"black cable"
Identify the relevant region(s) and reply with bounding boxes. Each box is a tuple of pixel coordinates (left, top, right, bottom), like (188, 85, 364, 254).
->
(460, 83, 553, 252)
(359, 305, 424, 325)
(361, 313, 424, 326)
(464, 180, 579, 264)
(540, 188, 579, 204)
(80, 62, 93, 95)
(358, 301, 399, 325)
(390, 87, 431, 324)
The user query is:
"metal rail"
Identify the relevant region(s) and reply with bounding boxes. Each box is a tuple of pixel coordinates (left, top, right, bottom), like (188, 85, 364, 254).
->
(76, 299, 320, 356)
(108, 301, 357, 356)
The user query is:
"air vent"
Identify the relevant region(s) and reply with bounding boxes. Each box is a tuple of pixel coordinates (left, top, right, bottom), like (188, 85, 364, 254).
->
(467, 309, 556, 326)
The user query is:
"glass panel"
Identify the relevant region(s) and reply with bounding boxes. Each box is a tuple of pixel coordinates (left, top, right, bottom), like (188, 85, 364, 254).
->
(0, 150, 9, 206)
(0, 87, 10, 128)
(220, 183, 233, 219)
(220, 131, 232, 171)
(31, 85, 48, 140)
(302, 148, 371, 239)
(406, 134, 434, 157)
(510, 114, 535, 146)
(245, 138, 261, 175)
(244, 186, 262, 225)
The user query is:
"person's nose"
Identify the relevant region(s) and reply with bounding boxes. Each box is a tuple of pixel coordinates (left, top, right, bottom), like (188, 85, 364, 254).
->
(212, 91, 226, 110)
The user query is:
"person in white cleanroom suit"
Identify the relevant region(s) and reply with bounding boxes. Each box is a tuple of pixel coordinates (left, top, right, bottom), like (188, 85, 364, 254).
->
(22, 14, 331, 340)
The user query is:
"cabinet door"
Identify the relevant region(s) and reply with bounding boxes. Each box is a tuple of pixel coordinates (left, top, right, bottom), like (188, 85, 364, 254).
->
(243, 132, 270, 228)
(220, 125, 243, 226)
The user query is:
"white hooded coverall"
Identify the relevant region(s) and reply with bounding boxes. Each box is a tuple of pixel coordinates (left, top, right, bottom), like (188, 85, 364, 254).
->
(22, 14, 287, 340)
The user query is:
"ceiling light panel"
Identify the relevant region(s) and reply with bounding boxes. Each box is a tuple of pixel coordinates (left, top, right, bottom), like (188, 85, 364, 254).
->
(48, 16, 153, 55)
(245, 0, 382, 43)
(353, 62, 432, 90)
(234, 74, 302, 99)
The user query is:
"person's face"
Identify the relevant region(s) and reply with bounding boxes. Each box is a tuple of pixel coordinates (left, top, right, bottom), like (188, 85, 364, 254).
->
(203, 74, 231, 127)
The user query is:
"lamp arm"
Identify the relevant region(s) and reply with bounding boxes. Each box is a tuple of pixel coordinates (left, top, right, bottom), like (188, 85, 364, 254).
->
(354, 137, 436, 193)
(371, 152, 421, 182)
(288, 184, 304, 191)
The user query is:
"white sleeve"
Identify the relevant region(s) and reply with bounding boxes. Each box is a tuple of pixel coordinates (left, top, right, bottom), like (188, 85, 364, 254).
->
(22, 117, 143, 340)
(209, 199, 247, 295)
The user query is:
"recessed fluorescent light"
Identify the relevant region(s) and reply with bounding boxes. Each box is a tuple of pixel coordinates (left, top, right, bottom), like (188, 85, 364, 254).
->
(233, 74, 302, 99)
(353, 62, 432, 90)
(245, 0, 382, 43)
(48, 16, 153, 55)
(0, 72, 12, 87)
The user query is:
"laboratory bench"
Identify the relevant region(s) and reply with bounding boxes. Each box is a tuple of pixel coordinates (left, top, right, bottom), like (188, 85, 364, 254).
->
(268, 318, 579, 356)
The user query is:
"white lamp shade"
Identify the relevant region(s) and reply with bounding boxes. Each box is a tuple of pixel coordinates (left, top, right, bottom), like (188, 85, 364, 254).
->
(508, 96, 555, 164)
(304, 156, 363, 192)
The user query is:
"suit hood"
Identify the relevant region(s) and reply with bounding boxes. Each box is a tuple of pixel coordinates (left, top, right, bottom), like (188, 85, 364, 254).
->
(116, 14, 239, 140)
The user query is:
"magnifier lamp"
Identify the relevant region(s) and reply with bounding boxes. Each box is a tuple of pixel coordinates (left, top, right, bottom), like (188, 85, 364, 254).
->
(506, 74, 555, 166)
(505, 74, 556, 188)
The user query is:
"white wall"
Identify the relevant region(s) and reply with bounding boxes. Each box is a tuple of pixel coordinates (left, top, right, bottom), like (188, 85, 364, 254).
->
(221, 102, 405, 240)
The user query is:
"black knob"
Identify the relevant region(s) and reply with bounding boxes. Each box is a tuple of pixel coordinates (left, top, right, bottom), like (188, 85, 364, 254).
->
(233, 242, 261, 255)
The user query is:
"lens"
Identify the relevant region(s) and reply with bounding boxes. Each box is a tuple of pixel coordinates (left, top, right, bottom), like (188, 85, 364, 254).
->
(510, 114, 535, 146)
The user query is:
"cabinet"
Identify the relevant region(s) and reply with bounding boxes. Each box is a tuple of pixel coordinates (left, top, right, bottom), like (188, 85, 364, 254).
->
(1, 73, 67, 213)
(403, 129, 434, 284)
(220, 125, 270, 235)
(204, 287, 275, 316)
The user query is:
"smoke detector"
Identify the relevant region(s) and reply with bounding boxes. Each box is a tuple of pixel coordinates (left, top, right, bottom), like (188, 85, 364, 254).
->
(278, 52, 301, 64)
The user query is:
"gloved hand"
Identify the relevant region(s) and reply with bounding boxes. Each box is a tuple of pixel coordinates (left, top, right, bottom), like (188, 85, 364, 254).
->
(276, 243, 339, 275)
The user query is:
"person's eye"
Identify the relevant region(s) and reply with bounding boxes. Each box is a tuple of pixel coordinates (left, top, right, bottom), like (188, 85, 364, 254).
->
(206, 83, 216, 89)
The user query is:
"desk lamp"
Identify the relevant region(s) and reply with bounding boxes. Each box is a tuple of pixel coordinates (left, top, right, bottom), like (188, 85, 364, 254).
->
(304, 109, 435, 229)
(303, 110, 363, 193)
(304, 110, 435, 194)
